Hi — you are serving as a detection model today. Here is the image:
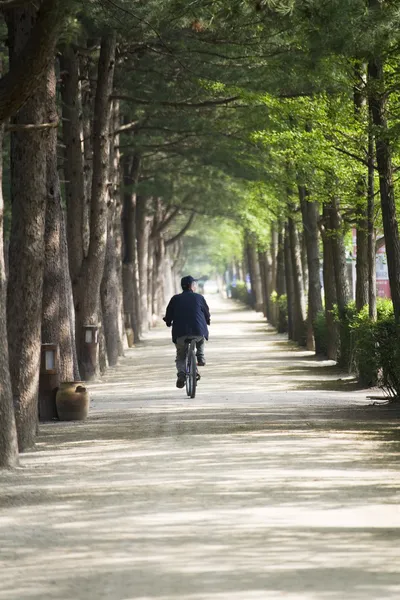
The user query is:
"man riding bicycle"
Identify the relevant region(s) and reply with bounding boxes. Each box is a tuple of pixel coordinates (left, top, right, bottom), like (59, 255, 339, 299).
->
(163, 275, 211, 389)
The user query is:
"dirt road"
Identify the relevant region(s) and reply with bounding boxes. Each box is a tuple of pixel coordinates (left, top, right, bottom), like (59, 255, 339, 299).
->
(1, 297, 400, 599)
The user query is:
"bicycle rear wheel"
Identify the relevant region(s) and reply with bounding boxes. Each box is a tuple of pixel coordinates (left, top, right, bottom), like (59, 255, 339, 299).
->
(185, 341, 197, 398)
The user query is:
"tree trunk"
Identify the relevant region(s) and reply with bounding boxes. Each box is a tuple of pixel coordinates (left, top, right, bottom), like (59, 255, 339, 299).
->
(246, 233, 263, 311)
(0, 118, 19, 468)
(299, 185, 323, 352)
(6, 5, 48, 451)
(368, 55, 400, 321)
(354, 64, 369, 312)
(100, 100, 123, 366)
(368, 122, 377, 320)
(258, 251, 269, 319)
(59, 45, 85, 285)
(0, 0, 68, 123)
(59, 210, 80, 381)
(321, 205, 338, 360)
(122, 154, 141, 345)
(288, 215, 306, 345)
(355, 200, 369, 311)
(136, 195, 151, 333)
(284, 223, 295, 340)
(101, 210, 120, 366)
(276, 226, 287, 333)
(147, 232, 154, 325)
(327, 196, 350, 316)
(42, 60, 77, 391)
(75, 33, 116, 380)
(80, 48, 96, 257)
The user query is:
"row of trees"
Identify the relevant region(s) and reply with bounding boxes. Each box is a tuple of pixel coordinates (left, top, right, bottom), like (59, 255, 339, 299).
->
(2, 0, 400, 467)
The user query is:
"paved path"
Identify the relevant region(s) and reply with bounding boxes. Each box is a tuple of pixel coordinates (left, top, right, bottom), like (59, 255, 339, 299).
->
(1, 297, 400, 600)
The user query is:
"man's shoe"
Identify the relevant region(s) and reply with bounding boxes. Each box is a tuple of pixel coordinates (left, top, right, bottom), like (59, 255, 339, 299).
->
(176, 373, 185, 388)
(197, 358, 206, 367)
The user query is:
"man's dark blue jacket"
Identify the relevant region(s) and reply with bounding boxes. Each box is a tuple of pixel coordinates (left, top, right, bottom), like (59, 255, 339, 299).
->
(164, 290, 210, 343)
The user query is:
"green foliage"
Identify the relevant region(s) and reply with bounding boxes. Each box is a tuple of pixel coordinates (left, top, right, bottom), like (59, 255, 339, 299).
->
(313, 311, 329, 357)
(351, 307, 380, 388)
(182, 215, 243, 277)
(230, 281, 252, 306)
(331, 298, 400, 398)
(333, 301, 358, 370)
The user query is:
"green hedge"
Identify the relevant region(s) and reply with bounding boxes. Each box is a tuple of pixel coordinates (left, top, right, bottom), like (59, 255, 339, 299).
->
(318, 298, 399, 398)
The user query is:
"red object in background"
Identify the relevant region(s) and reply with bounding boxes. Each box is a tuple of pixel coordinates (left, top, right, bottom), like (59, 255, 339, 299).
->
(352, 228, 391, 299)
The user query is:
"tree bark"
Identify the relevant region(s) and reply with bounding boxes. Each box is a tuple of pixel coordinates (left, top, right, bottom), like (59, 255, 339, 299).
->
(100, 100, 123, 366)
(80, 48, 97, 258)
(258, 251, 269, 320)
(136, 195, 151, 333)
(6, 5, 48, 451)
(122, 154, 141, 345)
(59, 45, 85, 285)
(0, 0, 69, 123)
(368, 122, 377, 320)
(75, 33, 116, 380)
(288, 215, 306, 345)
(284, 223, 295, 340)
(355, 199, 369, 311)
(246, 233, 263, 311)
(42, 61, 61, 353)
(354, 65, 369, 312)
(321, 205, 338, 360)
(327, 196, 350, 316)
(276, 226, 287, 333)
(0, 117, 19, 468)
(299, 185, 323, 352)
(368, 55, 400, 321)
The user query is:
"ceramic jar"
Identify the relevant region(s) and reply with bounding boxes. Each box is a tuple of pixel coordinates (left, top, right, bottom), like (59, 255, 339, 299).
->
(56, 382, 90, 421)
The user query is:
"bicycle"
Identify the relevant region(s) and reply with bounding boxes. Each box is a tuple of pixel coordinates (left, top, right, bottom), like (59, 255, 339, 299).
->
(184, 338, 200, 398)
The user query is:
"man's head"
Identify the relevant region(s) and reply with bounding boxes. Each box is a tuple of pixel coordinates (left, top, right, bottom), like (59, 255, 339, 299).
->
(181, 275, 198, 291)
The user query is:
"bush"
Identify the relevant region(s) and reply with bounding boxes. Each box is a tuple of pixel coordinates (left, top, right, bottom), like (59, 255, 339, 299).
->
(351, 308, 380, 387)
(277, 294, 288, 332)
(314, 311, 329, 357)
(374, 317, 400, 399)
(230, 281, 253, 306)
(333, 301, 358, 370)
(335, 298, 400, 398)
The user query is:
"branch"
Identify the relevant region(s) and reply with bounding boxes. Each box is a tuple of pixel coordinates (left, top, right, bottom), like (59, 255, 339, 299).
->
(332, 145, 371, 168)
(153, 206, 180, 237)
(376, 236, 385, 252)
(0, 0, 33, 8)
(6, 121, 59, 131)
(111, 94, 239, 108)
(165, 211, 195, 246)
(114, 120, 140, 135)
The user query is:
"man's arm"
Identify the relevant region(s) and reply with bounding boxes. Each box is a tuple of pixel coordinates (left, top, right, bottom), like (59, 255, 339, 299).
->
(202, 297, 211, 325)
(163, 296, 175, 326)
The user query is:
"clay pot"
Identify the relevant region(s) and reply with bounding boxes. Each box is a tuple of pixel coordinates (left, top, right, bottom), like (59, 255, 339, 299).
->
(56, 382, 89, 421)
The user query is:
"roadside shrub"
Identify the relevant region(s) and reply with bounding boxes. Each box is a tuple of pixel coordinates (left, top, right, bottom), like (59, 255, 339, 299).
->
(374, 317, 400, 400)
(351, 308, 379, 387)
(334, 301, 358, 370)
(230, 281, 252, 306)
(313, 310, 329, 357)
(277, 294, 288, 332)
(335, 297, 400, 398)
